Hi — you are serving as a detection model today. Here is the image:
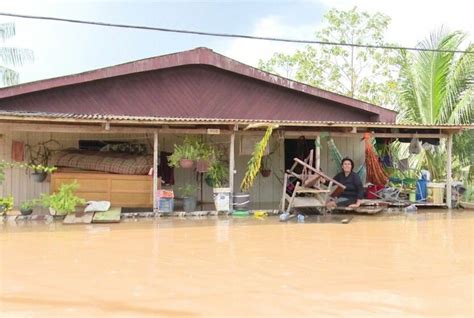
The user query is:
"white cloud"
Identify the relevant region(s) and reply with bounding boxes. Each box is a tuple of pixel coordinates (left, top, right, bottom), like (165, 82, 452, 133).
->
(222, 16, 320, 67)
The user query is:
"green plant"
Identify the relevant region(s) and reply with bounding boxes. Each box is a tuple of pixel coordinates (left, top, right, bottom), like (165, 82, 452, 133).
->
(240, 125, 277, 192)
(20, 199, 37, 211)
(0, 196, 14, 211)
(40, 181, 86, 215)
(167, 137, 200, 167)
(463, 184, 474, 202)
(207, 161, 229, 188)
(0, 160, 57, 185)
(178, 184, 198, 198)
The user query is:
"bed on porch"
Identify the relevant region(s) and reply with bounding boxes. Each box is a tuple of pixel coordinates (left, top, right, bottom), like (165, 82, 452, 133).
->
(49, 149, 157, 208)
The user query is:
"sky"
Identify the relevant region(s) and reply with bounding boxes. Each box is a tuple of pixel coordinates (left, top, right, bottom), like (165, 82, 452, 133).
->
(1, 0, 473, 84)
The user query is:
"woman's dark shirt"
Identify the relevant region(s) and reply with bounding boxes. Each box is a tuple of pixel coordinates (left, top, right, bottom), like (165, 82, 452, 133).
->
(333, 171, 364, 200)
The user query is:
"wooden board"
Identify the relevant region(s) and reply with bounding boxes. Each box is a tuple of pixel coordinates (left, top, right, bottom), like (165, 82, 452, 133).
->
(63, 212, 94, 224)
(51, 172, 157, 208)
(92, 207, 122, 223)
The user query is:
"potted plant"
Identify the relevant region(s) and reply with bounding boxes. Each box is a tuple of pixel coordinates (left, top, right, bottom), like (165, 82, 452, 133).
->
(260, 155, 272, 177)
(20, 199, 36, 216)
(0, 196, 14, 216)
(460, 184, 474, 209)
(206, 160, 231, 212)
(168, 137, 199, 169)
(26, 140, 60, 182)
(178, 184, 198, 212)
(195, 141, 214, 173)
(40, 181, 86, 216)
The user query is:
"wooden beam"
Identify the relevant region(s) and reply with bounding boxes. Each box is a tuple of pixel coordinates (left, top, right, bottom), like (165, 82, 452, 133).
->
(0, 122, 156, 134)
(229, 132, 235, 194)
(446, 133, 453, 209)
(153, 130, 159, 212)
(282, 131, 447, 139)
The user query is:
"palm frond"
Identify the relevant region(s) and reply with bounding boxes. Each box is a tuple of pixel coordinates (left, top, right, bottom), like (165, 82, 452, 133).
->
(0, 23, 16, 42)
(0, 47, 34, 67)
(0, 65, 19, 87)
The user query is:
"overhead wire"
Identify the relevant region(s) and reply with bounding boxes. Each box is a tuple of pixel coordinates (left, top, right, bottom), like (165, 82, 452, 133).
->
(0, 12, 473, 54)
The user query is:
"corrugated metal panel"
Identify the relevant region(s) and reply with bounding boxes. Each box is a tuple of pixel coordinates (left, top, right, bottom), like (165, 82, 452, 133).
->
(0, 66, 376, 122)
(0, 47, 396, 122)
(0, 110, 470, 129)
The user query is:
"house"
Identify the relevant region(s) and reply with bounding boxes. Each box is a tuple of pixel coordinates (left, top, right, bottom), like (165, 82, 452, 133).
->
(0, 47, 467, 209)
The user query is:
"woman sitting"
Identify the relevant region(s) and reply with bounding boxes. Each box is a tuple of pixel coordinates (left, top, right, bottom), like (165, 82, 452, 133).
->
(326, 158, 364, 209)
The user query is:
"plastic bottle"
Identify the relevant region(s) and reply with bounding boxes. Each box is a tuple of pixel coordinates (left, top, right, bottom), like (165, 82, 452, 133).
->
(297, 214, 305, 222)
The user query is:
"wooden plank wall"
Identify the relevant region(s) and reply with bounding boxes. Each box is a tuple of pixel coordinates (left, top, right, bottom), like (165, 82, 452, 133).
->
(0, 130, 364, 207)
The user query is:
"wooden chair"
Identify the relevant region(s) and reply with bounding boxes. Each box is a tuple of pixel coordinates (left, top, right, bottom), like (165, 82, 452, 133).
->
(280, 150, 346, 214)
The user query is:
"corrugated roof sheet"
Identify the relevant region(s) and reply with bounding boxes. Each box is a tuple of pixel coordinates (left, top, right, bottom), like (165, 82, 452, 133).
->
(0, 47, 396, 123)
(0, 110, 470, 129)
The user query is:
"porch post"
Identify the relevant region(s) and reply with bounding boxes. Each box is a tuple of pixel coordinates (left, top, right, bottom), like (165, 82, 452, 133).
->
(315, 135, 321, 171)
(153, 130, 159, 211)
(229, 132, 235, 193)
(446, 133, 453, 208)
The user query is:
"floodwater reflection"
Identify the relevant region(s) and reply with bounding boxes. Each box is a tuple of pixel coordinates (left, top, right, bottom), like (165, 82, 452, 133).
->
(1, 211, 473, 317)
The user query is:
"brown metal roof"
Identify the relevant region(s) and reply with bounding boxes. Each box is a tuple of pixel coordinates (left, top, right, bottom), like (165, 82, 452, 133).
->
(0, 47, 396, 123)
(0, 110, 470, 131)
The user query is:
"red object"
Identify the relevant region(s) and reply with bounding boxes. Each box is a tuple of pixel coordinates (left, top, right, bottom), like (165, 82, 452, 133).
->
(11, 140, 24, 162)
(367, 185, 384, 199)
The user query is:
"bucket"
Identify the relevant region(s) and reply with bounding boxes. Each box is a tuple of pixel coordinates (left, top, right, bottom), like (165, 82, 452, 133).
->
(416, 179, 427, 201)
(233, 192, 250, 211)
(213, 188, 231, 212)
(427, 183, 445, 204)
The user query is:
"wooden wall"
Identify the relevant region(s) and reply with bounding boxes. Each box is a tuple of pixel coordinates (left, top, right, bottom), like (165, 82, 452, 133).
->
(0, 129, 364, 208)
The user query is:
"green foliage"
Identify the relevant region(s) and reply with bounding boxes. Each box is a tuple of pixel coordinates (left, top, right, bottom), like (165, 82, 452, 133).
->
(258, 7, 400, 107)
(241, 125, 276, 192)
(207, 160, 229, 188)
(40, 181, 86, 215)
(464, 184, 474, 202)
(20, 199, 36, 211)
(398, 29, 474, 173)
(0, 160, 57, 184)
(0, 195, 14, 211)
(0, 22, 34, 87)
(167, 136, 200, 167)
(178, 184, 198, 198)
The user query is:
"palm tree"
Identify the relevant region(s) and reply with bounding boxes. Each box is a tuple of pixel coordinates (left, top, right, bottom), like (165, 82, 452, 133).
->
(397, 30, 474, 178)
(0, 22, 34, 87)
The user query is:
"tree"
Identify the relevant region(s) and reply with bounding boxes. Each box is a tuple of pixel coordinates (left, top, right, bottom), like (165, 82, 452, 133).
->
(0, 22, 34, 87)
(258, 7, 400, 107)
(398, 30, 474, 177)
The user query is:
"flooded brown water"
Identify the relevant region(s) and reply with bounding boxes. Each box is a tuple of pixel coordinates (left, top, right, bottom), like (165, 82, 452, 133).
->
(1, 211, 473, 317)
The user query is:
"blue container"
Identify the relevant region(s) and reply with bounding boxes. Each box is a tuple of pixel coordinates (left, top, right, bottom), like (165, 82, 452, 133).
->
(158, 198, 174, 213)
(416, 179, 427, 201)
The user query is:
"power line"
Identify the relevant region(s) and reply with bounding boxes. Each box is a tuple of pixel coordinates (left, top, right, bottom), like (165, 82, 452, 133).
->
(1, 12, 473, 54)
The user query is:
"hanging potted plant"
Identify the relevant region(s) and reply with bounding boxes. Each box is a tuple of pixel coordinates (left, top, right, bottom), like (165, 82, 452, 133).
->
(40, 181, 86, 216)
(195, 141, 214, 173)
(26, 140, 60, 182)
(260, 155, 272, 177)
(168, 137, 199, 169)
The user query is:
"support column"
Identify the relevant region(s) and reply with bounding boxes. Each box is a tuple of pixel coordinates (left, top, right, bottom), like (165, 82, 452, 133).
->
(315, 135, 321, 171)
(229, 132, 235, 193)
(153, 130, 159, 211)
(446, 133, 453, 208)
